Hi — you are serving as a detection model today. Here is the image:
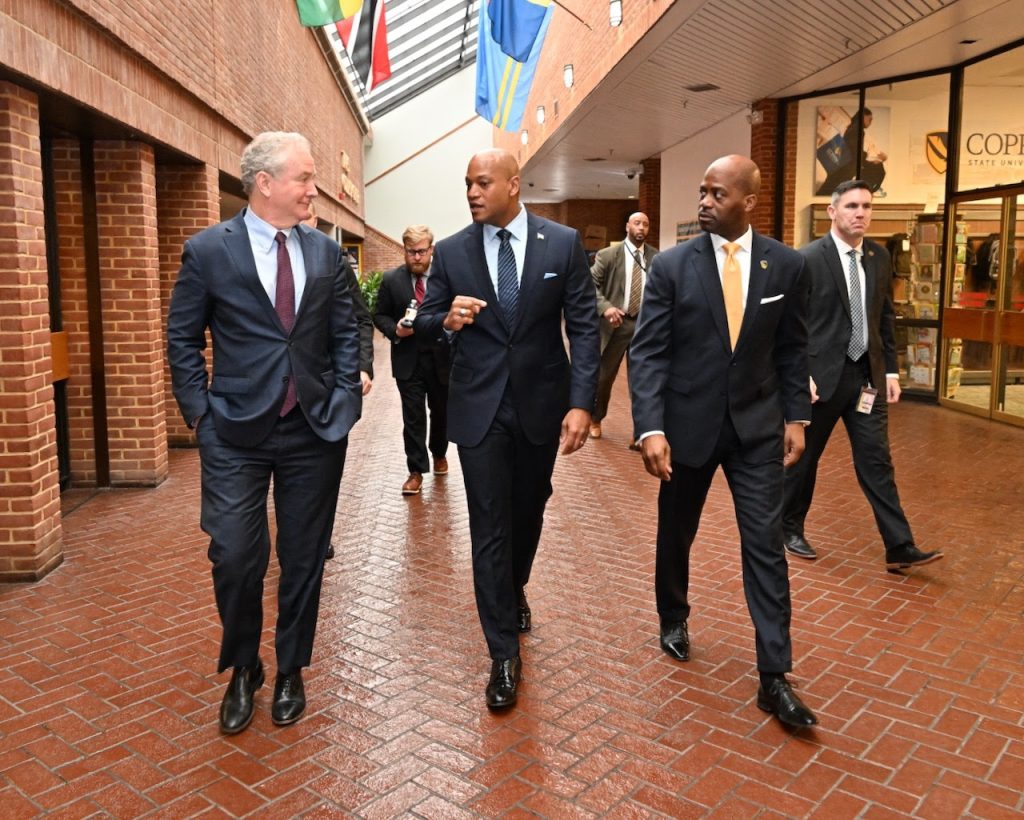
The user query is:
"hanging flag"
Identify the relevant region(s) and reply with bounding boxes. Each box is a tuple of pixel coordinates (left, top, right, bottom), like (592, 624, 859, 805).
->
(295, 0, 362, 28)
(488, 0, 552, 63)
(336, 0, 392, 92)
(475, 0, 553, 131)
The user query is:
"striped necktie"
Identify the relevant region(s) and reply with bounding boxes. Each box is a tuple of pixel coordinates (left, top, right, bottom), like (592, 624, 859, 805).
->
(496, 228, 518, 326)
(847, 249, 867, 360)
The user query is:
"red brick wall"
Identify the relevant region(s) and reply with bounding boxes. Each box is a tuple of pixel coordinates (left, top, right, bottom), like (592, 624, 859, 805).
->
(750, 99, 781, 238)
(0, 83, 62, 581)
(362, 225, 404, 276)
(51, 139, 96, 485)
(157, 165, 220, 446)
(93, 142, 168, 486)
(2, 0, 365, 234)
(783, 100, 800, 247)
(639, 156, 662, 246)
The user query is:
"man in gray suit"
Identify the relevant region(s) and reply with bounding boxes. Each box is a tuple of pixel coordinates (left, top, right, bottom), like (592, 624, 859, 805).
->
(589, 212, 657, 442)
(167, 132, 362, 734)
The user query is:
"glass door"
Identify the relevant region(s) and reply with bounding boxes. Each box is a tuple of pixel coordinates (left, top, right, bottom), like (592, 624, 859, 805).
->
(940, 188, 1024, 425)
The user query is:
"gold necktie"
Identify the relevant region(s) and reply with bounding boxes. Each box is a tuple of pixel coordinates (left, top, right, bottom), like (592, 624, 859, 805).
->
(722, 242, 743, 350)
(627, 255, 642, 316)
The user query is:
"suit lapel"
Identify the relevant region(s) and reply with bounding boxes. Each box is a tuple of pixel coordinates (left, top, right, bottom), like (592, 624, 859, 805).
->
(223, 213, 284, 332)
(863, 244, 878, 311)
(694, 233, 731, 353)
(736, 233, 773, 352)
(514, 213, 548, 334)
(822, 233, 852, 321)
(294, 225, 320, 324)
(463, 224, 503, 330)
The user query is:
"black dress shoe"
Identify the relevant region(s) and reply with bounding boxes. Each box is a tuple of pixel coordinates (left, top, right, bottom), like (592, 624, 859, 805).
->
(485, 657, 522, 709)
(219, 659, 264, 735)
(517, 588, 531, 633)
(659, 620, 690, 661)
(271, 670, 306, 726)
(783, 533, 817, 560)
(885, 544, 943, 570)
(325, 544, 335, 560)
(757, 675, 818, 728)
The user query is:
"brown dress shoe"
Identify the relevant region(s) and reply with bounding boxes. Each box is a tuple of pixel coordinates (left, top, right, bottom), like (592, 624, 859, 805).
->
(589, 423, 602, 439)
(401, 473, 423, 495)
(433, 457, 449, 475)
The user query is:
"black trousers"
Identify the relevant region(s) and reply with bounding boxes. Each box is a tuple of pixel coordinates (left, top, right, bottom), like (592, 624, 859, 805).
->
(197, 410, 347, 673)
(457, 391, 558, 660)
(396, 352, 448, 474)
(656, 415, 793, 674)
(783, 356, 913, 551)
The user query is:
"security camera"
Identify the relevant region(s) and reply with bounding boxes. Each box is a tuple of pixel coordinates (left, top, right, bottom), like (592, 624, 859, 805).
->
(626, 169, 637, 180)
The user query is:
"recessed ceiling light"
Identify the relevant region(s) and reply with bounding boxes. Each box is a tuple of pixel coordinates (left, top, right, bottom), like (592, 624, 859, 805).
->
(584, 157, 606, 162)
(960, 38, 978, 45)
(684, 83, 720, 93)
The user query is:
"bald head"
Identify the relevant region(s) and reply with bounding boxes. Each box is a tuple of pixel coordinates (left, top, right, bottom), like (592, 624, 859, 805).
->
(466, 149, 522, 227)
(697, 155, 761, 241)
(625, 212, 650, 246)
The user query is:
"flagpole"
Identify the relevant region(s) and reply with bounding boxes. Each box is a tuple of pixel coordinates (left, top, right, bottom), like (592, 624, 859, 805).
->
(550, 0, 593, 31)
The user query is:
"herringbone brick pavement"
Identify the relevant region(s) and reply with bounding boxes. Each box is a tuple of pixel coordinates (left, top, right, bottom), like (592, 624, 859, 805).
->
(1, 331, 1022, 818)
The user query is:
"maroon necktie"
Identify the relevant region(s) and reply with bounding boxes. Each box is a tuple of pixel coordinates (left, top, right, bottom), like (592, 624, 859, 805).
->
(414, 274, 426, 305)
(274, 231, 297, 416)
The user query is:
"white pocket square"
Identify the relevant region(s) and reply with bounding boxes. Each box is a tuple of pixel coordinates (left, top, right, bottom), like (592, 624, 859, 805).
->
(543, 272, 558, 279)
(760, 294, 784, 304)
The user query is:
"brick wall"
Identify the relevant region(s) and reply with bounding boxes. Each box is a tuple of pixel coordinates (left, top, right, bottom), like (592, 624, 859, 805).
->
(639, 156, 662, 246)
(783, 100, 800, 247)
(93, 142, 168, 486)
(157, 165, 220, 446)
(0, 83, 62, 581)
(751, 99, 781, 238)
(51, 139, 96, 485)
(363, 224, 404, 276)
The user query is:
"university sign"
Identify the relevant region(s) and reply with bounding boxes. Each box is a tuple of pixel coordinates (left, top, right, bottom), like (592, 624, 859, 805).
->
(926, 131, 948, 174)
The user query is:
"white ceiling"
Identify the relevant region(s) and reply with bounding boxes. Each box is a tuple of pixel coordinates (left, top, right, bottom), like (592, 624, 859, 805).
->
(520, 0, 1024, 202)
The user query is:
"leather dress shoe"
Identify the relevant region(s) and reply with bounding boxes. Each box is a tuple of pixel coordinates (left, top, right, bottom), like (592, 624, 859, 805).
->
(271, 670, 306, 726)
(659, 620, 690, 661)
(783, 533, 817, 560)
(517, 588, 531, 633)
(485, 657, 522, 709)
(402, 472, 423, 495)
(589, 422, 602, 439)
(433, 457, 449, 475)
(325, 544, 335, 560)
(886, 544, 943, 570)
(757, 675, 818, 728)
(219, 659, 264, 735)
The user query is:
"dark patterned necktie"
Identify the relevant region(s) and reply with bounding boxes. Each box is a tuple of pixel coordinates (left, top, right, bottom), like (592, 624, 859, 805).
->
(846, 249, 867, 360)
(496, 228, 518, 326)
(274, 231, 297, 416)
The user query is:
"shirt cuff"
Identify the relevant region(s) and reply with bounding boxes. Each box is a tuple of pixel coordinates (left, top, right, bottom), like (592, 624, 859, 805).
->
(637, 430, 664, 442)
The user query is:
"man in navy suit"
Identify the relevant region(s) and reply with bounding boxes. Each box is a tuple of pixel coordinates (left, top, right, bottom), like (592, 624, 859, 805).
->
(630, 155, 817, 728)
(782, 179, 941, 570)
(415, 149, 599, 710)
(373, 225, 451, 496)
(167, 132, 362, 734)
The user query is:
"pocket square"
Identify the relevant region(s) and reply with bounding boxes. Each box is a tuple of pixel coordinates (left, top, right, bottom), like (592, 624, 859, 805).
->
(543, 272, 558, 280)
(760, 294, 784, 304)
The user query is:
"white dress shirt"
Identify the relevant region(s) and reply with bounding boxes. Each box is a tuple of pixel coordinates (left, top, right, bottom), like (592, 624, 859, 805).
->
(709, 226, 753, 310)
(483, 205, 528, 288)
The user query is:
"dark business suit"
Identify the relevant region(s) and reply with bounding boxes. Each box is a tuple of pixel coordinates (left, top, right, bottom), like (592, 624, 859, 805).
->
(415, 211, 599, 659)
(167, 211, 362, 673)
(374, 265, 450, 474)
(630, 231, 809, 673)
(783, 233, 913, 550)
(591, 241, 658, 421)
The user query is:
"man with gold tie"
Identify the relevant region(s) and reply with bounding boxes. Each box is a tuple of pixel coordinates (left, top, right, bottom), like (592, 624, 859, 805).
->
(629, 155, 818, 728)
(589, 212, 658, 443)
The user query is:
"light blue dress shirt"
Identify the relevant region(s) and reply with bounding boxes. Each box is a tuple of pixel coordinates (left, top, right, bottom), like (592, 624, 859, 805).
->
(243, 207, 308, 316)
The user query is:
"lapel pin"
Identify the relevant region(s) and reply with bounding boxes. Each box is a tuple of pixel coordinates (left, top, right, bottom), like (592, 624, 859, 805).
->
(760, 260, 768, 269)
(537, 232, 545, 240)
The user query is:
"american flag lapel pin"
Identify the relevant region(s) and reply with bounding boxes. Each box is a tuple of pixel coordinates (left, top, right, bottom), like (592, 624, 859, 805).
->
(760, 259, 768, 269)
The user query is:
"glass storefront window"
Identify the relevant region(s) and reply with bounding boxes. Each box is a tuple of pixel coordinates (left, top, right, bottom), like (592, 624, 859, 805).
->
(958, 45, 1024, 192)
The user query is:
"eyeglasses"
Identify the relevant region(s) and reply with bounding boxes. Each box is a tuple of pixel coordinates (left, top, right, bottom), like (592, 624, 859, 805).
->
(404, 247, 432, 257)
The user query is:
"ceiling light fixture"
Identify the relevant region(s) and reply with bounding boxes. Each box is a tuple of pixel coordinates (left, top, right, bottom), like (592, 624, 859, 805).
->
(520, 129, 529, 145)
(536, 106, 546, 124)
(563, 64, 574, 88)
(609, 0, 622, 26)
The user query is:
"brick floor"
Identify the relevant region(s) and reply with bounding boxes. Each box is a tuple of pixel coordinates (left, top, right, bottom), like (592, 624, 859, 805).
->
(2, 332, 1023, 818)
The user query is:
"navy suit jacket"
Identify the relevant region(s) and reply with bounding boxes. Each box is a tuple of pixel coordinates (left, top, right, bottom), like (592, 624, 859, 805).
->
(801, 233, 898, 402)
(373, 264, 450, 383)
(630, 231, 810, 467)
(167, 211, 362, 447)
(415, 211, 600, 448)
